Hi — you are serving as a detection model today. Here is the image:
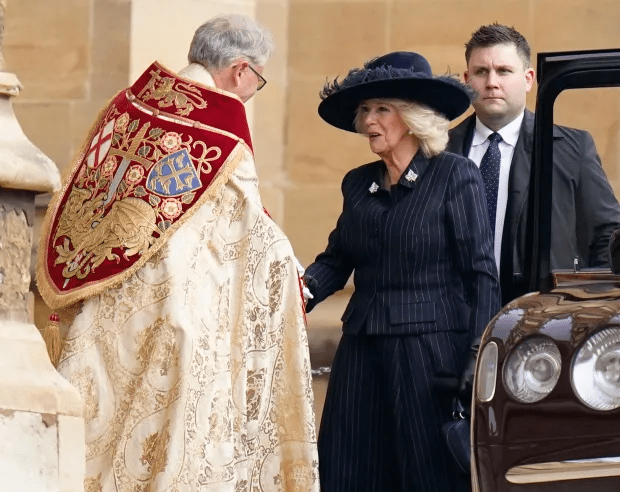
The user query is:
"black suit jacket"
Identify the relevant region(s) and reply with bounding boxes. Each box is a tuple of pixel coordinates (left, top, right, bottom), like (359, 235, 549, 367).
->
(305, 152, 500, 340)
(447, 110, 620, 304)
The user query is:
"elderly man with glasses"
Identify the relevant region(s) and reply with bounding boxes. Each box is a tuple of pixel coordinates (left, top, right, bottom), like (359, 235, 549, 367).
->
(37, 13, 318, 492)
(248, 63, 267, 91)
(178, 16, 268, 102)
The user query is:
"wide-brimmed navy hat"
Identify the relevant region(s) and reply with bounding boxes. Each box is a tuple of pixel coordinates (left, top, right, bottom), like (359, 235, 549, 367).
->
(318, 51, 472, 132)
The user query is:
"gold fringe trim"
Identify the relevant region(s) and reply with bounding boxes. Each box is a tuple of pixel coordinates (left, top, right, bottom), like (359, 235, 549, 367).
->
(37, 142, 247, 310)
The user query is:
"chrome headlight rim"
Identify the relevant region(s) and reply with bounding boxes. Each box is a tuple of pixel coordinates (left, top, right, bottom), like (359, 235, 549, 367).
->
(477, 341, 499, 403)
(571, 326, 620, 412)
(502, 335, 563, 404)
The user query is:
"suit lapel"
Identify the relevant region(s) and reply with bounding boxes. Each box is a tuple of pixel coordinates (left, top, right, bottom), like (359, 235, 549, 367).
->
(398, 153, 431, 188)
(505, 109, 534, 244)
(447, 114, 476, 155)
(503, 110, 565, 245)
(449, 110, 539, 262)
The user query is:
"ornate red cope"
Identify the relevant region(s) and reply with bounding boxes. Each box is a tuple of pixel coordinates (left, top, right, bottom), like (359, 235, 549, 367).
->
(38, 62, 253, 308)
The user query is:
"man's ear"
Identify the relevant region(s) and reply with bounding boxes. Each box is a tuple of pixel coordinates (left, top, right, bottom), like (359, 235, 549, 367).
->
(524, 67, 535, 93)
(463, 69, 470, 84)
(231, 59, 250, 87)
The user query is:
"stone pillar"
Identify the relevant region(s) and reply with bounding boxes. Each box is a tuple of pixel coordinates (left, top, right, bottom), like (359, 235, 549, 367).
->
(0, 2, 85, 490)
(0, 0, 5, 71)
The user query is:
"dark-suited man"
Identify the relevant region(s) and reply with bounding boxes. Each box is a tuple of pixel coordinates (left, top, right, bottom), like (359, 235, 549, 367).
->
(447, 23, 620, 305)
(304, 51, 500, 492)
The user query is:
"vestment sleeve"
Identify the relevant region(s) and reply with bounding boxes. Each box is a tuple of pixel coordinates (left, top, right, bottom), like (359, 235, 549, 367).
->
(445, 158, 501, 338)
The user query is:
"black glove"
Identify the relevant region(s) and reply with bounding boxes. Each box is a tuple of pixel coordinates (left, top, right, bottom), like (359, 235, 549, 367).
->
(458, 336, 482, 413)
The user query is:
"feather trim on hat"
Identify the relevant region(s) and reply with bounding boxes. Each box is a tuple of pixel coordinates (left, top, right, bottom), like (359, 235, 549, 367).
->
(320, 65, 471, 101)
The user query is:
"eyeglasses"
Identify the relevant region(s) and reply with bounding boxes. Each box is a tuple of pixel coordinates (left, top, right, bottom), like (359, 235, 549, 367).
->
(248, 65, 267, 91)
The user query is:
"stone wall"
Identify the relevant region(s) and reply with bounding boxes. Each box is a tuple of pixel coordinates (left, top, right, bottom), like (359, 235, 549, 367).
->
(284, 0, 620, 266)
(4, 0, 130, 172)
(3, 0, 620, 283)
(0, 0, 5, 70)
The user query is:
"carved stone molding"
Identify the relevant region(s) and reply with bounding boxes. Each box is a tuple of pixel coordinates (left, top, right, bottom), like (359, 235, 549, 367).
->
(0, 204, 32, 322)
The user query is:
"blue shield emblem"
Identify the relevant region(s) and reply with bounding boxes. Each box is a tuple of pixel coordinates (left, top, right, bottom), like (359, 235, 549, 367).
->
(146, 149, 201, 196)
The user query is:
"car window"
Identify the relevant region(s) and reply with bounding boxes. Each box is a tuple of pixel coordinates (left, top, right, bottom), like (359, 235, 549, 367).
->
(555, 87, 620, 195)
(549, 87, 620, 271)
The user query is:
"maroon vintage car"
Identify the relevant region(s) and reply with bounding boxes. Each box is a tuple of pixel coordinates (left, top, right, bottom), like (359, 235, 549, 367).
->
(472, 50, 620, 491)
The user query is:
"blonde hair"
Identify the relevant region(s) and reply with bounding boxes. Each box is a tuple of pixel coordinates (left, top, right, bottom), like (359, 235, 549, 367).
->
(354, 98, 449, 157)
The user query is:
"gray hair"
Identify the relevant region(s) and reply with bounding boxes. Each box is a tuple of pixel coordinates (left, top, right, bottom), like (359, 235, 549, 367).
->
(354, 98, 449, 157)
(188, 14, 274, 70)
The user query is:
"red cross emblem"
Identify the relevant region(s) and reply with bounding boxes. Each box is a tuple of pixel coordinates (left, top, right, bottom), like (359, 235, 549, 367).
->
(86, 119, 115, 169)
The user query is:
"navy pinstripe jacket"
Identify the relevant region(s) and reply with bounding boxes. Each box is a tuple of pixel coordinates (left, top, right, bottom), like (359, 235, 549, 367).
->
(305, 151, 501, 338)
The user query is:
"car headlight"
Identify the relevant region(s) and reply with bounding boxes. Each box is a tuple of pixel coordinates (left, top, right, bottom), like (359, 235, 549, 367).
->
(572, 327, 620, 411)
(503, 337, 562, 403)
(477, 342, 499, 402)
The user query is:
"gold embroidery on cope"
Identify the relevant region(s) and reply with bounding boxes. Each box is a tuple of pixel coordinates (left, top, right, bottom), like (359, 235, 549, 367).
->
(235, 480, 249, 492)
(246, 368, 267, 421)
(83, 472, 103, 492)
(208, 391, 234, 444)
(135, 315, 180, 376)
(248, 305, 267, 348)
(275, 460, 316, 491)
(54, 195, 158, 281)
(140, 419, 172, 477)
(268, 259, 289, 315)
(55, 163, 320, 490)
(217, 280, 230, 342)
(138, 68, 208, 117)
(70, 367, 100, 423)
(52, 107, 224, 287)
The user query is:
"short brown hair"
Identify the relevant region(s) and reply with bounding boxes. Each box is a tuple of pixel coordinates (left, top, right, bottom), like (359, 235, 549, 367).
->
(465, 23, 531, 68)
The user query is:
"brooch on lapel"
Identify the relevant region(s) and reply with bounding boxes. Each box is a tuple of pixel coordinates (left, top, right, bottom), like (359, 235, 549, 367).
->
(369, 182, 379, 194)
(405, 170, 418, 182)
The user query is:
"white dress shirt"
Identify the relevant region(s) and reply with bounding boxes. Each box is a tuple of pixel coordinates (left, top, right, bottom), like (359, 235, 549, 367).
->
(468, 112, 524, 273)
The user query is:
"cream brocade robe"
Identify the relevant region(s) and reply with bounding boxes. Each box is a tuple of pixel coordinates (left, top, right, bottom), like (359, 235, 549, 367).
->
(57, 65, 319, 491)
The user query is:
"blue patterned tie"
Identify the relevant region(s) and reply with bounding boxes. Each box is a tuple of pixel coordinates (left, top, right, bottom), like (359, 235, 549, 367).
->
(479, 132, 502, 236)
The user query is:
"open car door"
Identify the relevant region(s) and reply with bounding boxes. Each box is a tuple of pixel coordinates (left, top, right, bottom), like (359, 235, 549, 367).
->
(472, 49, 620, 492)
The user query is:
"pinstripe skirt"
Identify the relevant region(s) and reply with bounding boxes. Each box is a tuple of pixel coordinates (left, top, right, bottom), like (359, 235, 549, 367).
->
(317, 330, 470, 492)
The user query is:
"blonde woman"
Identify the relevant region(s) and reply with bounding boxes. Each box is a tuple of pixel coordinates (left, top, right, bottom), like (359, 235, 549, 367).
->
(303, 51, 501, 491)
